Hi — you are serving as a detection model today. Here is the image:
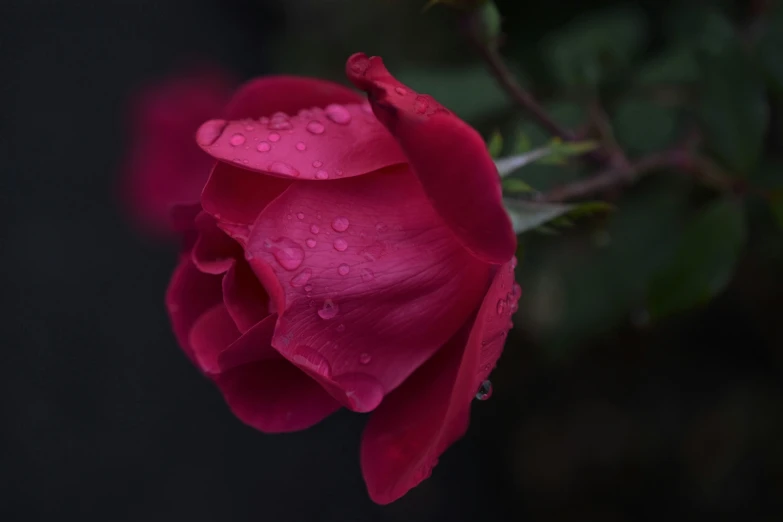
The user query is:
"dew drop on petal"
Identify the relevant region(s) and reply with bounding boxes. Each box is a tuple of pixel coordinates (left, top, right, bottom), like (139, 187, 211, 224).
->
(310, 224, 320, 235)
(334, 373, 384, 412)
(338, 264, 350, 276)
(333, 238, 348, 252)
(304, 284, 313, 293)
(196, 119, 227, 146)
(296, 142, 307, 152)
(475, 380, 493, 401)
(496, 298, 507, 315)
(305, 238, 316, 248)
(331, 216, 349, 232)
(315, 170, 329, 180)
(229, 133, 246, 146)
(268, 161, 300, 177)
(268, 132, 281, 142)
(256, 141, 271, 152)
(262, 237, 304, 271)
(296, 212, 305, 220)
(312, 160, 323, 168)
(291, 345, 332, 378)
(359, 353, 371, 365)
(317, 299, 339, 320)
(290, 268, 312, 288)
(306, 120, 325, 135)
(325, 104, 352, 125)
(511, 283, 522, 299)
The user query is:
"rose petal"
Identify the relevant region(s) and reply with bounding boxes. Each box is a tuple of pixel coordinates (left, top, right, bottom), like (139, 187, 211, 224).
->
(346, 53, 516, 265)
(217, 359, 342, 433)
(196, 103, 406, 181)
(224, 76, 365, 119)
(191, 212, 243, 274)
(223, 258, 270, 333)
(360, 259, 518, 504)
(245, 166, 492, 413)
(201, 162, 293, 243)
(122, 68, 232, 236)
(189, 304, 242, 374)
(165, 256, 224, 363)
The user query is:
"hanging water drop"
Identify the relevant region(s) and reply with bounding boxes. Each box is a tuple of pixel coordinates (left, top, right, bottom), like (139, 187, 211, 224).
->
(475, 380, 493, 401)
(262, 237, 304, 271)
(317, 299, 339, 320)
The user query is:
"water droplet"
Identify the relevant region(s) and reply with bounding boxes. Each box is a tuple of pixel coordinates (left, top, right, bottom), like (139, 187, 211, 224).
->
(496, 298, 507, 315)
(290, 268, 312, 287)
(306, 120, 325, 135)
(309, 224, 320, 235)
(511, 283, 522, 298)
(335, 169, 344, 177)
(291, 345, 332, 378)
(509, 299, 519, 314)
(196, 119, 227, 146)
(333, 238, 348, 252)
(338, 264, 350, 276)
(262, 237, 304, 271)
(336, 324, 346, 333)
(333, 373, 384, 412)
(359, 353, 371, 365)
(315, 170, 329, 180)
(475, 380, 493, 401)
(331, 216, 349, 232)
(375, 222, 388, 233)
(305, 238, 316, 248)
(229, 133, 246, 146)
(317, 299, 339, 320)
(394, 86, 407, 96)
(268, 114, 292, 130)
(268, 132, 282, 143)
(414, 96, 430, 114)
(360, 268, 375, 282)
(268, 162, 300, 177)
(296, 141, 307, 152)
(256, 141, 271, 152)
(325, 104, 352, 125)
(312, 160, 323, 168)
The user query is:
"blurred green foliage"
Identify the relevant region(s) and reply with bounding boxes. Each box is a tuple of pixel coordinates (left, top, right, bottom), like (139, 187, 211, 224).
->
(271, 0, 782, 358)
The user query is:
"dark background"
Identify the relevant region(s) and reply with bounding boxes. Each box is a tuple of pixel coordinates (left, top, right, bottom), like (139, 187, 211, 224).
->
(1, 1, 782, 521)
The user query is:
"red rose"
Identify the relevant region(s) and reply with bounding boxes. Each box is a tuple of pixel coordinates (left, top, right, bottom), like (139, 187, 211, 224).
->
(165, 53, 519, 504)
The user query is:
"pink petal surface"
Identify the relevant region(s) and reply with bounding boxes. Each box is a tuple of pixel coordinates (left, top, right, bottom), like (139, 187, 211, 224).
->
(196, 103, 406, 181)
(360, 258, 519, 504)
(346, 53, 516, 265)
(244, 166, 492, 413)
(189, 305, 342, 433)
(191, 212, 243, 274)
(122, 68, 233, 236)
(222, 259, 270, 333)
(224, 76, 365, 119)
(201, 163, 292, 243)
(165, 256, 224, 363)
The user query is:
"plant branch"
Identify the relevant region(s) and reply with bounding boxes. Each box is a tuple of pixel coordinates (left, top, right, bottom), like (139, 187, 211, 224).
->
(535, 150, 739, 203)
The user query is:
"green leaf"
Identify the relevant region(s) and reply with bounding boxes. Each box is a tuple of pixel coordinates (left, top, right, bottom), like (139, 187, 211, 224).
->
(647, 198, 746, 319)
(542, 6, 648, 88)
(537, 139, 600, 165)
(504, 199, 611, 234)
(502, 178, 535, 194)
(487, 130, 504, 157)
(395, 65, 517, 122)
(504, 200, 572, 234)
(697, 19, 768, 175)
(634, 48, 700, 85)
(612, 99, 680, 156)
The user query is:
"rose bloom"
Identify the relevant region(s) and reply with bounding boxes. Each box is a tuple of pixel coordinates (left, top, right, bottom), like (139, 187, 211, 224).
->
(141, 53, 519, 503)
